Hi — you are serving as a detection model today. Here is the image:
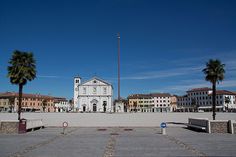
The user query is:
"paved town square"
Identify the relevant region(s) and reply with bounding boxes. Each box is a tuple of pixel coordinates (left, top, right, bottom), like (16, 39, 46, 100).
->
(1, 0, 236, 156)
(1, 112, 236, 157)
(0, 126, 236, 157)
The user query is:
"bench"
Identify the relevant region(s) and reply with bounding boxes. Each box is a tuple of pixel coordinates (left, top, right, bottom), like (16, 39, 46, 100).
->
(188, 118, 208, 132)
(26, 119, 44, 131)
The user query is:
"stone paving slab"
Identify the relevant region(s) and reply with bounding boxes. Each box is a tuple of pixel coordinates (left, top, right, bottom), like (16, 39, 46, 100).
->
(115, 134, 196, 157)
(0, 127, 236, 157)
(166, 127, 236, 156)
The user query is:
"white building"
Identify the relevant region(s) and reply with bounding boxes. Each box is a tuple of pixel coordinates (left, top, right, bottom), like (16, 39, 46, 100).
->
(153, 93, 173, 112)
(74, 76, 113, 112)
(54, 97, 71, 112)
(177, 87, 236, 112)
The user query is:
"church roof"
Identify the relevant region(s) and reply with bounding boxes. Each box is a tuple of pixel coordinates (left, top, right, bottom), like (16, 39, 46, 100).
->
(80, 77, 112, 87)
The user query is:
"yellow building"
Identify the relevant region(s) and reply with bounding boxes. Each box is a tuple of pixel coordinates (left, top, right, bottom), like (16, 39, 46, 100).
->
(0, 98, 10, 112)
(128, 94, 154, 112)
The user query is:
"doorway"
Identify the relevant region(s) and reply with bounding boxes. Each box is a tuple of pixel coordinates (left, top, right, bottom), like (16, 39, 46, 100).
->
(83, 106, 86, 112)
(103, 101, 107, 112)
(93, 104, 97, 112)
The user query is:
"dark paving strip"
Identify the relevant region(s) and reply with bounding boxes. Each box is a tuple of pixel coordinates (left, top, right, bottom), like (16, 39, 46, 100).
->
(103, 128, 119, 157)
(165, 135, 207, 157)
(97, 128, 107, 131)
(123, 128, 133, 131)
(8, 128, 78, 157)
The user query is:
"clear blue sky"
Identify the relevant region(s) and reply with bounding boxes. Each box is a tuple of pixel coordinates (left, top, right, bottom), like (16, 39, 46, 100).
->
(1, 0, 236, 99)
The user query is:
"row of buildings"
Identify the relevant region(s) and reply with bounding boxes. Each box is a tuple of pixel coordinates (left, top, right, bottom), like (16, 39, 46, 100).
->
(128, 93, 177, 112)
(72, 76, 236, 113)
(1, 76, 236, 113)
(126, 88, 236, 113)
(72, 76, 177, 113)
(0, 92, 72, 112)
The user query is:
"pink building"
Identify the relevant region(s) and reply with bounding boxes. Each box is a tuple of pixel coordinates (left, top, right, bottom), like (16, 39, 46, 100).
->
(0, 92, 59, 112)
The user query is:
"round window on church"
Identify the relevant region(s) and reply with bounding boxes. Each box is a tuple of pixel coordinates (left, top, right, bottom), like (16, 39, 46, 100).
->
(93, 80, 97, 83)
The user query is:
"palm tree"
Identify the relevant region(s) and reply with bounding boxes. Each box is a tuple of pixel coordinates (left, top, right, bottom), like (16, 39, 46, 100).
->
(8, 50, 36, 120)
(225, 96, 230, 112)
(202, 59, 225, 120)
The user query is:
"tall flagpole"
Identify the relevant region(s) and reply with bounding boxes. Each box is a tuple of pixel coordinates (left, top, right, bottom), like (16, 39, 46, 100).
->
(117, 32, 121, 101)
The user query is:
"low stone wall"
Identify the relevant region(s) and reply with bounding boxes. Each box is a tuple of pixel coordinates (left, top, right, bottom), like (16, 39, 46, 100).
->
(0, 121, 19, 134)
(0, 119, 44, 134)
(209, 120, 229, 133)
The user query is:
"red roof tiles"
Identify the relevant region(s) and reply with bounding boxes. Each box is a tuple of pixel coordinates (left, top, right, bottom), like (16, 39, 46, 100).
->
(187, 87, 212, 92)
(128, 93, 172, 99)
(0, 92, 55, 99)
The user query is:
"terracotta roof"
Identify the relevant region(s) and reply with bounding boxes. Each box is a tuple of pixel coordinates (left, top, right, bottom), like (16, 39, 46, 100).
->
(127, 94, 152, 99)
(150, 93, 171, 97)
(187, 87, 211, 92)
(54, 97, 67, 100)
(128, 93, 171, 99)
(54, 97, 68, 103)
(215, 90, 236, 95)
(0, 92, 54, 99)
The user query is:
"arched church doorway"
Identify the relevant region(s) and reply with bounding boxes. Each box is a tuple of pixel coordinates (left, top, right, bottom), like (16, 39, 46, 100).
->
(93, 104, 97, 112)
(83, 105, 86, 112)
(103, 101, 107, 112)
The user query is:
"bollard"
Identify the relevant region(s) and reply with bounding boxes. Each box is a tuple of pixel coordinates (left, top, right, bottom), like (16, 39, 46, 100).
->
(161, 127, 166, 135)
(160, 122, 167, 135)
(62, 121, 68, 134)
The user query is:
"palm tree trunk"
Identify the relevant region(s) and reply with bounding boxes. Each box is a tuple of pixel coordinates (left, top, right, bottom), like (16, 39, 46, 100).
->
(212, 82, 216, 120)
(18, 84, 23, 121)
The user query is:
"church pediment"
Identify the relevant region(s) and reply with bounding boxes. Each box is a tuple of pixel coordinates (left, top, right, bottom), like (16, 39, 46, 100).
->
(81, 77, 111, 86)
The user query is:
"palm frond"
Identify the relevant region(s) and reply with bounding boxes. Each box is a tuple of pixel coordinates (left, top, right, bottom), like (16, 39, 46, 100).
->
(7, 50, 37, 85)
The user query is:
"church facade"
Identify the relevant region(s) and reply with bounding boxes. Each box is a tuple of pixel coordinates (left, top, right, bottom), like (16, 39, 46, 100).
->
(74, 76, 113, 112)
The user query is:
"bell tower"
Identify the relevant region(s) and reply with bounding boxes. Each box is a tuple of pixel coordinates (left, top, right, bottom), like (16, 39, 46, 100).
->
(74, 76, 81, 109)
